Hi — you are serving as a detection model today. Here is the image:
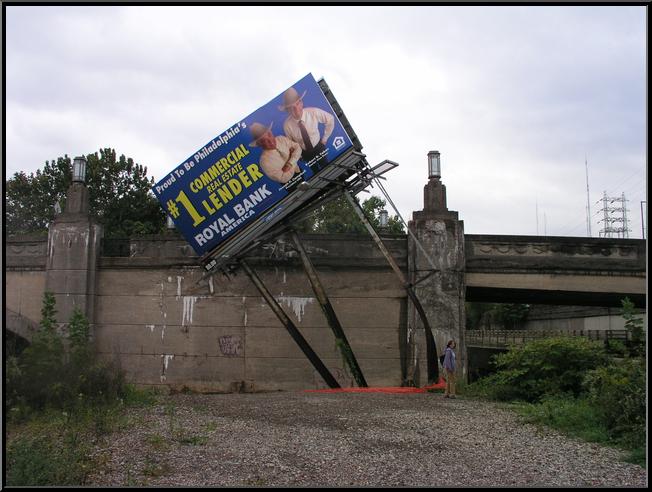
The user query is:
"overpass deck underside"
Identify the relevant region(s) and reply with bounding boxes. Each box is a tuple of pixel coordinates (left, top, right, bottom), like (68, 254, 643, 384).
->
(464, 235, 646, 308)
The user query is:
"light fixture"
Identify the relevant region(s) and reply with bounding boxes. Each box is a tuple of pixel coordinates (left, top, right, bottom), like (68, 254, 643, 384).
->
(166, 215, 175, 229)
(72, 156, 87, 183)
(297, 181, 311, 192)
(379, 209, 389, 229)
(427, 151, 441, 179)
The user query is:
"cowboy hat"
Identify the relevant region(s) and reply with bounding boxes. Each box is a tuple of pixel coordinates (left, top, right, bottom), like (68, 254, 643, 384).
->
(248, 121, 274, 147)
(278, 87, 307, 111)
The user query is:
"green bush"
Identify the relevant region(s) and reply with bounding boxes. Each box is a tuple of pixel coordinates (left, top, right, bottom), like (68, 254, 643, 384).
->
(6, 294, 127, 417)
(583, 357, 646, 448)
(466, 332, 646, 467)
(5, 294, 161, 485)
(475, 337, 609, 402)
(604, 339, 628, 357)
(621, 297, 646, 357)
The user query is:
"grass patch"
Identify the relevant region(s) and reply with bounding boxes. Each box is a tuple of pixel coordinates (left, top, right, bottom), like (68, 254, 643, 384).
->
(6, 433, 91, 486)
(624, 447, 647, 468)
(204, 421, 219, 433)
(145, 433, 170, 450)
(5, 385, 159, 486)
(512, 396, 611, 444)
(122, 384, 161, 407)
(509, 396, 646, 469)
(142, 459, 173, 478)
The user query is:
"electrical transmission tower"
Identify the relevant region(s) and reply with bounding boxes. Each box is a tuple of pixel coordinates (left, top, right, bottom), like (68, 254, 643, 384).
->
(597, 192, 630, 238)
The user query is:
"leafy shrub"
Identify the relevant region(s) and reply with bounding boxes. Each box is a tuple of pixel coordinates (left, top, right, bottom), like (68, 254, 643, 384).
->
(621, 297, 646, 357)
(604, 339, 628, 357)
(583, 357, 646, 448)
(5, 294, 161, 485)
(6, 294, 127, 417)
(476, 337, 609, 402)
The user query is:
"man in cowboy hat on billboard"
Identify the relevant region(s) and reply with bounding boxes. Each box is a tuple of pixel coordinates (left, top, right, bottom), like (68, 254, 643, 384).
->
(279, 86, 335, 174)
(249, 121, 304, 192)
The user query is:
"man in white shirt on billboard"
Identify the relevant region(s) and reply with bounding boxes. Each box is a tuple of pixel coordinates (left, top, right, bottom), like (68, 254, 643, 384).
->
(249, 121, 304, 192)
(279, 87, 335, 174)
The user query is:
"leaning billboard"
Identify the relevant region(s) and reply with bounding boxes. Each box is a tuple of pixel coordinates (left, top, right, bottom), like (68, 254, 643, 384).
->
(152, 73, 354, 257)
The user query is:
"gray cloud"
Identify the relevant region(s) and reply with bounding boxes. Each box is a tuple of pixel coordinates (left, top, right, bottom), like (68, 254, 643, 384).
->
(5, 5, 647, 238)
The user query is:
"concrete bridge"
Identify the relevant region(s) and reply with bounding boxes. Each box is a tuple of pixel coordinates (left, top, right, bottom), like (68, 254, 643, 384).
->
(4, 172, 646, 391)
(465, 234, 646, 308)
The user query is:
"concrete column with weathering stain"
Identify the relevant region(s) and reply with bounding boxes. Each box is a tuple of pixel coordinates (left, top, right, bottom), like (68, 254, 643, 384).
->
(45, 181, 102, 329)
(408, 174, 467, 385)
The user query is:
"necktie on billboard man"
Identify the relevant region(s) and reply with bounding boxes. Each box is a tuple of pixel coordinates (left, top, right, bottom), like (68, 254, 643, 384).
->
(298, 120, 314, 153)
(152, 73, 354, 259)
(279, 85, 334, 172)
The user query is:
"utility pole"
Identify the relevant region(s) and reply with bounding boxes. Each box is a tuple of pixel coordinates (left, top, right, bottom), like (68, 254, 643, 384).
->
(641, 201, 647, 239)
(585, 156, 592, 237)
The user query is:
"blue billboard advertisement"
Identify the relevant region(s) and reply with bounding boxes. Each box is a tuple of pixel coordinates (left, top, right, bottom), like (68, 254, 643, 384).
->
(152, 73, 354, 256)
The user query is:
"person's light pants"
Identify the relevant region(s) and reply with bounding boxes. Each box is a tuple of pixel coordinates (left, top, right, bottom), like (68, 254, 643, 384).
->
(445, 370, 456, 396)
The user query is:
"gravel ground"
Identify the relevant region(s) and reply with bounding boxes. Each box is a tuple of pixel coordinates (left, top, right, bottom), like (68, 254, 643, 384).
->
(87, 391, 647, 487)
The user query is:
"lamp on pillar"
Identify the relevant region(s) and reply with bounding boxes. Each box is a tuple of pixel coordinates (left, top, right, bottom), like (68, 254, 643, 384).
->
(65, 156, 90, 214)
(422, 150, 448, 213)
(379, 209, 389, 231)
(72, 156, 87, 183)
(427, 150, 441, 180)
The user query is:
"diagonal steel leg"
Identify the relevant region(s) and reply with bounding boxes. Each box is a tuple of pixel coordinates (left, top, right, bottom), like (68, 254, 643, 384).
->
(343, 190, 439, 385)
(240, 259, 341, 389)
(290, 230, 368, 388)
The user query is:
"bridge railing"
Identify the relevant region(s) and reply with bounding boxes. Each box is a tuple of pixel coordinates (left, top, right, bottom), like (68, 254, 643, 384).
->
(465, 329, 629, 348)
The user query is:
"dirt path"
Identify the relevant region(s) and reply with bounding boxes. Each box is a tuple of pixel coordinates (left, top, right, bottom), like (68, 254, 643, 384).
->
(87, 391, 647, 487)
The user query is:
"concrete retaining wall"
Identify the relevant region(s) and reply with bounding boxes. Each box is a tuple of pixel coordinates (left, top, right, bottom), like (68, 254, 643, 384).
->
(6, 233, 410, 392)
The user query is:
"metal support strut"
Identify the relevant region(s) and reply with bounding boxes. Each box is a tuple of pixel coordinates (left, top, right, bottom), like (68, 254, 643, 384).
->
(239, 259, 341, 389)
(343, 190, 439, 384)
(290, 230, 368, 388)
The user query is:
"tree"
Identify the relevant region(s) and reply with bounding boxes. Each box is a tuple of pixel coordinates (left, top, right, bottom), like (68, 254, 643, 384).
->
(620, 297, 645, 357)
(5, 157, 71, 235)
(5, 148, 166, 238)
(297, 195, 405, 234)
(465, 302, 530, 330)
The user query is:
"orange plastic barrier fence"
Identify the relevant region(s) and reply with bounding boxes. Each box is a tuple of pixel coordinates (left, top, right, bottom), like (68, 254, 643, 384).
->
(305, 378, 446, 394)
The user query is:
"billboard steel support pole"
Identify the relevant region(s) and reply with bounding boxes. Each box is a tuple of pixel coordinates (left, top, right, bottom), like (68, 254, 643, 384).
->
(343, 190, 439, 385)
(240, 259, 341, 389)
(290, 230, 368, 388)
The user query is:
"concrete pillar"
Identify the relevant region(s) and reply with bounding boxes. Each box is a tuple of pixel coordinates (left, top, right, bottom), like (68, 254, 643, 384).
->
(45, 182, 102, 330)
(408, 175, 466, 385)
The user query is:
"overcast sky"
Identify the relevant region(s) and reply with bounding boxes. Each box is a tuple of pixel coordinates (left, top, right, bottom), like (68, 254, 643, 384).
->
(4, 5, 648, 239)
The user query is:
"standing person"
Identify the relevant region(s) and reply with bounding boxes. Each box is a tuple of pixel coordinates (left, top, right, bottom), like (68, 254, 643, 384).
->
(443, 340, 457, 399)
(248, 121, 304, 192)
(279, 86, 335, 174)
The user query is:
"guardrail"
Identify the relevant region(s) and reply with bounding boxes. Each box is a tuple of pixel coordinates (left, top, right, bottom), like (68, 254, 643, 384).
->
(465, 329, 629, 348)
